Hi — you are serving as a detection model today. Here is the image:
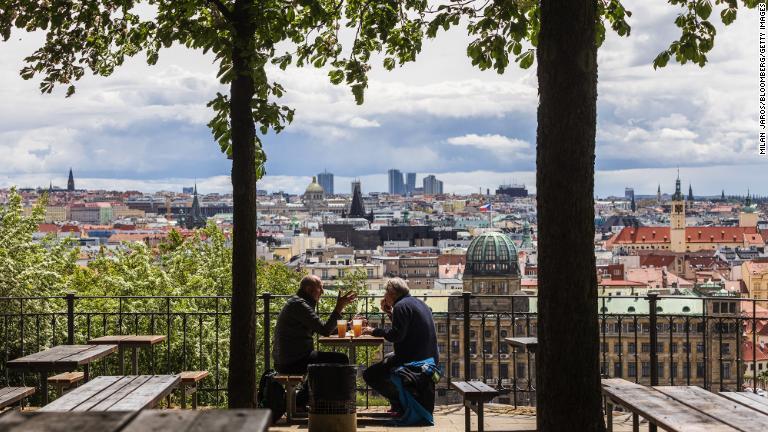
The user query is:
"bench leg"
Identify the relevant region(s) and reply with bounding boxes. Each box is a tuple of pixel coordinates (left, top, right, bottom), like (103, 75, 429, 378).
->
(465, 403, 470, 432)
(181, 383, 187, 409)
(192, 384, 198, 410)
(40, 372, 49, 406)
(477, 401, 484, 432)
(649, 420, 657, 432)
(605, 401, 613, 432)
(632, 413, 639, 432)
(285, 383, 296, 423)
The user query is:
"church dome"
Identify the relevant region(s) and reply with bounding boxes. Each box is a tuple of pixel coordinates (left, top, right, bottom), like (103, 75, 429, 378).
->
(465, 231, 519, 276)
(305, 176, 325, 194)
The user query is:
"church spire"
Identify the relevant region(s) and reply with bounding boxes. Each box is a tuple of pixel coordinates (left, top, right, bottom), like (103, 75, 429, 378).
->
(671, 171, 683, 201)
(687, 183, 694, 202)
(67, 168, 75, 192)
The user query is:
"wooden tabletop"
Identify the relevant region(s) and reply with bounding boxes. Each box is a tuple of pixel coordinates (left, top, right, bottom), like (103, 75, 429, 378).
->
(39, 375, 180, 412)
(6, 345, 117, 372)
(318, 335, 385, 346)
(504, 337, 538, 353)
(0, 409, 271, 431)
(601, 378, 768, 432)
(88, 335, 167, 346)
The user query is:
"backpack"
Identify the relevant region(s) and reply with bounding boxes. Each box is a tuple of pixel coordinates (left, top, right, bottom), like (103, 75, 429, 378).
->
(257, 369, 286, 423)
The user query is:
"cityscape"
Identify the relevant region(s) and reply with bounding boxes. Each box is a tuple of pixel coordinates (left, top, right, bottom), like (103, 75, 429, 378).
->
(0, 0, 766, 430)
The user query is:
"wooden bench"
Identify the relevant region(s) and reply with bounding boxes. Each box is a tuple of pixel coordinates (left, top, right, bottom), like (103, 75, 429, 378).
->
(602, 378, 750, 432)
(0, 387, 35, 411)
(451, 380, 499, 432)
(48, 371, 85, 397)
(274, 375, 304, 422)
(179, 371, 209, 409)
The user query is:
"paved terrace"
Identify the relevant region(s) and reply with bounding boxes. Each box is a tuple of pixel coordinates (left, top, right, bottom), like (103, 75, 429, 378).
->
(269, 405, 649, 431)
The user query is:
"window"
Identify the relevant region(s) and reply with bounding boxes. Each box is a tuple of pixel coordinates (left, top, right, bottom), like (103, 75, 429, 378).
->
(484, 364, 493, 379)
(628, 363, 637, 377)
(338, 269, 345, 277)
(614, 343, 622, 353)
(696, 343, 704, 353)
(483, 342, 493, 354)
(641, 343, 651, 353)
(451, 363, 460, 378)
(721, 363, 731, 379)
(500, 330, 508, 338)
(628, 343, 636, 354)
(322, 269, 328, 279)
(671, 363, 678, 378)
(516, 363, 526, 378)
(697, 362, 705, 378)
(451, 325, 459, 334)
(642, 362, 651, 378)
(683, 342, 690, 353)
(657, 343, 664, 353)
(437, 323, 446, 334)
(499, 364, 509, 379)
(614, 362, 623, 378)
(683, 363, 690, 379)
(451, 341, 459, 354)
(470, 364, 477, 379)
(470, 330, 476, 338)
(670, 343, 678, 353)
(438, 343, 446, 354)
(469, 342, 476, 354)
(721, 344, 730, 355)
(601, 362, 608, 376)
(657, 363, 664, 379)
(484, 330, 492, 339)
(601, 342, 608, 353)
(367, 268, 374, 278)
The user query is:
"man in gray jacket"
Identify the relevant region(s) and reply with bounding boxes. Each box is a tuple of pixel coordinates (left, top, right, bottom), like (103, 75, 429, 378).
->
(272, 275, 357, 406)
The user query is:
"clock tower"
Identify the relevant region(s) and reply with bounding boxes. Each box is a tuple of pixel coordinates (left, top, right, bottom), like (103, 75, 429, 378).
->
(669, 174, 686, 252)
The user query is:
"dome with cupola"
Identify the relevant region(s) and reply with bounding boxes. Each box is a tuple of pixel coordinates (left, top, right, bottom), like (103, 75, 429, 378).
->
(465, 231, 520, 276)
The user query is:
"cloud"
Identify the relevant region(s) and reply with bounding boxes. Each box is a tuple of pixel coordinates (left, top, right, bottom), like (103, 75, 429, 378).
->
(447, 134, 531, 157)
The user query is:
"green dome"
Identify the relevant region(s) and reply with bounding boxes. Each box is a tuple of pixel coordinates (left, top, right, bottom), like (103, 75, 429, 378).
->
(465, 231, 519, 276)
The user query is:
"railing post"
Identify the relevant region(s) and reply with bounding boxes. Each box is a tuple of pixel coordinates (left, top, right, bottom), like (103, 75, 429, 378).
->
(647, 293, 659, 432)
(66, 292, 76, 345)
(648, 293, 659, 387)
(463, 292, 471, 381)
(263, 292, 272, 371)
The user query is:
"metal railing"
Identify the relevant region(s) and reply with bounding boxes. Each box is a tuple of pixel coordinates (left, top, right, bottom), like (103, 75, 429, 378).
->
(0, 291, 764, 407)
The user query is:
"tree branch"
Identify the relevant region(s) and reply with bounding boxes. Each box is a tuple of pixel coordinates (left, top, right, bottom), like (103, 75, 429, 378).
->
(206, 0, 234, 22)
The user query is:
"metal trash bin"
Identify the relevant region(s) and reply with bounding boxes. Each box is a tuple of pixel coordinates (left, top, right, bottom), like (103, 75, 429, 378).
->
(308, 363, 357, 432)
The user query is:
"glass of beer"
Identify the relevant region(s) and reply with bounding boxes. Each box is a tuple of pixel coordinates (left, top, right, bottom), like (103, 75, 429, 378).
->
(352, 319, 363, 337)
(337, 320, 348, 338)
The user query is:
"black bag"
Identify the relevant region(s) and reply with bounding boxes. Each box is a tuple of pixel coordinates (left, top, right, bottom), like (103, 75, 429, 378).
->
(257, 369, 286, 423)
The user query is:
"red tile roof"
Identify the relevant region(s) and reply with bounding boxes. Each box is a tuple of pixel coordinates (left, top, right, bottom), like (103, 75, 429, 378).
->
(611, 226, 763, 245)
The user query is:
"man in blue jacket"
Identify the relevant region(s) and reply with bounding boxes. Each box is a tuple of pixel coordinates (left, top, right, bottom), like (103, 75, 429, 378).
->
(361, 278, 439, 414)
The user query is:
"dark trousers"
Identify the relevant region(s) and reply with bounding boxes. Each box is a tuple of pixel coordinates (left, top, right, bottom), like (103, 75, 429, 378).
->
(276, 350, 349, 407)
(363, 356, 400, 406)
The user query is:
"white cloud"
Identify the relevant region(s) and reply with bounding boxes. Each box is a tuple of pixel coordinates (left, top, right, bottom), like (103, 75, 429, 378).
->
(446, 134, 532, 160)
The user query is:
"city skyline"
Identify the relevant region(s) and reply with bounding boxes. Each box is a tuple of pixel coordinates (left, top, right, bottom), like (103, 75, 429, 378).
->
(0, 0, 763, 196)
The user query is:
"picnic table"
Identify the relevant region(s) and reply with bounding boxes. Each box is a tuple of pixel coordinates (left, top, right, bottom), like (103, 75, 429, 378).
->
(88, 335, 166, 375)
(504, 337, 538, 353)
(0, 409, 271, 431)
(318, 334, 385, 363)
(6, 344, 117, 405)
(39, 375, 180, 412)
(602, 378, 768, 432)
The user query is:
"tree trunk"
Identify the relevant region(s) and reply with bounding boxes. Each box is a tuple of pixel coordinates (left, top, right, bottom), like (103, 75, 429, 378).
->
(227, 0, 258, 409)
(535, 0, 604, 431)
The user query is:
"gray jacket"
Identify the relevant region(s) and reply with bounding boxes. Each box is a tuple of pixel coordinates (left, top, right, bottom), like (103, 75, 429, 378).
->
(272, 292, 341, 368)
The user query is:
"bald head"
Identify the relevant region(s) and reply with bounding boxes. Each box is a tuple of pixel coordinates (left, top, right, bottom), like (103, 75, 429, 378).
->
(299, 275, 324, 301)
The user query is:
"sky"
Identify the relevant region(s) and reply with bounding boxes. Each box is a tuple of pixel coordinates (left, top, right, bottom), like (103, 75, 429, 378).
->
(0, 1, 765, 197)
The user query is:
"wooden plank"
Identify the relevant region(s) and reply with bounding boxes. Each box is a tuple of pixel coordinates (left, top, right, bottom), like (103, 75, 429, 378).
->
(122, 411, 202, 432)
(0, 387, 16, 398)
(106, 375, 180, 411)
(0, 412, 136, 432)
(6, 345, 90, 369)
(656, 386, 768, 431)
(0, 387, 35, 408)
(185, 409, 271, 432)
(469, 381, 500, 395)
(39, 376, 124, 412)
(84, 376, 154, 412)
(88, 336, 131, 344)
(180, 371, 209, 383)
(57, 344, 117, 365)
(47, 372, 85, 384)
(601, 379, 738, 432)
(720, 392, 768, 416)
(504, 337, 538, 352)
(724, 392, 768, 407)
(121, 335, 166, 346)
(0, 411, 27, 429)
(451, 381, 483, 395)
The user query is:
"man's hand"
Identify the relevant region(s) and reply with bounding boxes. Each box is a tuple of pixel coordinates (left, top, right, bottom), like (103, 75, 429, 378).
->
(380, 299, 393, 318)
(333, 290, 357, 314)
(362, 326, 375, 335)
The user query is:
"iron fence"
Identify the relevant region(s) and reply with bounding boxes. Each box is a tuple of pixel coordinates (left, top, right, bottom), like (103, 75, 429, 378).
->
(1, 292, 765, 407)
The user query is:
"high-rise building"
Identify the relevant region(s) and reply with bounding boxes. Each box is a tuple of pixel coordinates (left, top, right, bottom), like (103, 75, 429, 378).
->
(67, 168, 75, 192)
(624, 187, 634, 202)
(406, 172, 416, 196)
(496, 184, 527, 198)
(423, 175, 443, 195)
(317, 170, 334, 195)
(388, 169, 405, 195)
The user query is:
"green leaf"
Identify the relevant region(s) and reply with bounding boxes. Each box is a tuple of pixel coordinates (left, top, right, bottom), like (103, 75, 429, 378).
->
(653, 51, 670, 69)
(517, 49, 535, 69)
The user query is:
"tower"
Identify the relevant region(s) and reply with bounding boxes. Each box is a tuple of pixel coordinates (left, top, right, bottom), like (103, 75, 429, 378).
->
(348, 180, 367, 218)
(740, 190, 759, 227)
(657, 184, 661, 204)
(688, 184, 694, 202)
(184, 184, 206, 229)
(669, 174, 686, 253)
(67, 168, 75, 192)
